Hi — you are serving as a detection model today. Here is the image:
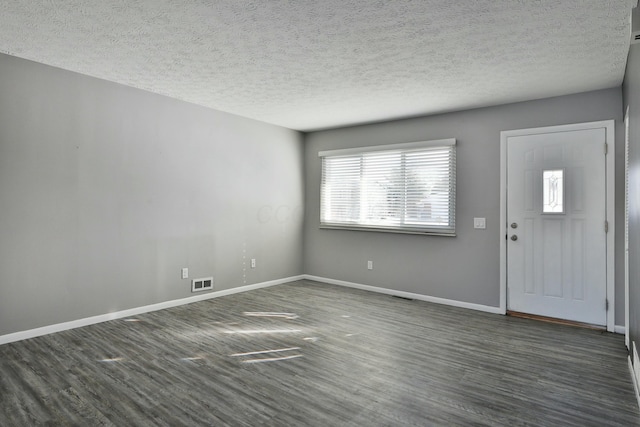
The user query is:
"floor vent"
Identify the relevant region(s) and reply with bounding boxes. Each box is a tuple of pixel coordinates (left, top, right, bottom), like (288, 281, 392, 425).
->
(392, 295, 414, 301)
(192, 277, 213, 292)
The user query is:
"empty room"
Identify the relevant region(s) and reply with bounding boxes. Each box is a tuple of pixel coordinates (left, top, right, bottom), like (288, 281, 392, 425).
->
(2, 1, 640, 425)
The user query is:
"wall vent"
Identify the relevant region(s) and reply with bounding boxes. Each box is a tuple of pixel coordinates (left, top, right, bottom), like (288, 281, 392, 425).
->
(192, 277, 213, 292)
(632, 7, 640, 45)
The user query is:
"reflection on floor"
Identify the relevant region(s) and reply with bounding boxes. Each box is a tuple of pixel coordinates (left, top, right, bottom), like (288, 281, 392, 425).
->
(0, 279, 638, 426)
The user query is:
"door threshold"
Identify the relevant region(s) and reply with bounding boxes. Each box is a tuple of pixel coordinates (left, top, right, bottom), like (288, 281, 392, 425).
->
(506, 311, 605, 331)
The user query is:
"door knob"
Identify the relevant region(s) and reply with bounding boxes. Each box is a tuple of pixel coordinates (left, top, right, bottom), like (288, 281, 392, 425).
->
(511, 223, 518, 229)
(511, 235, 518, 241)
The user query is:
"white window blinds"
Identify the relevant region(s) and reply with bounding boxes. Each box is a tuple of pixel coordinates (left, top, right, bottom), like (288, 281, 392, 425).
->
(319, 139, 456, 235)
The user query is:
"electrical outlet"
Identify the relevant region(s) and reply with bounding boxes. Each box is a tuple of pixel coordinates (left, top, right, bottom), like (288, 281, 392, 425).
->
(181, 268, 189, 279)
(367, 260, 373, 270)
(251, 258, 256, 268)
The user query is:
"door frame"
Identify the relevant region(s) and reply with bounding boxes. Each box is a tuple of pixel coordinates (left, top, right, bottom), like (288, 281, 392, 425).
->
(625, 107, 630, 348)
(499, 120, 616, 332)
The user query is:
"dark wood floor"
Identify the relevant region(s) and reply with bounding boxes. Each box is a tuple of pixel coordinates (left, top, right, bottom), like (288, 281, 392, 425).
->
(1, 279, 638, 426)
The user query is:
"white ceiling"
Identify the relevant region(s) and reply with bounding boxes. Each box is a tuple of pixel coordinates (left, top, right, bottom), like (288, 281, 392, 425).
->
(0, 1, 634, 131)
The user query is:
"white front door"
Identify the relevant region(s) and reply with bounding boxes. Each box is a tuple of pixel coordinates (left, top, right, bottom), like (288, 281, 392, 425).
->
(506, 127, 608, 325)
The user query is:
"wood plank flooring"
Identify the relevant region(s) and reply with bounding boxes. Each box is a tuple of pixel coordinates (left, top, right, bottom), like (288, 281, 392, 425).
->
(1, 279, 638, 426)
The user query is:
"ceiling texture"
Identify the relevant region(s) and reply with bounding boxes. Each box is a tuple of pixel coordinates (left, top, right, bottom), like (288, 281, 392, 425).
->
(0, 1, 635, 131)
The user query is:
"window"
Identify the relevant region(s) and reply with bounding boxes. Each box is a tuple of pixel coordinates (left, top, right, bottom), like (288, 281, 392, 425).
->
(319, 139, 456, 235)
(542, 169, 564, 214)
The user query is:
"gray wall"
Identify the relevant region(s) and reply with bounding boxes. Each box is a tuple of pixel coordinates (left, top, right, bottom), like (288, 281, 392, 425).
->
(624, 42, 640, 350)
(0, 54, 304, 336)
(0, 51, 627, 339)
(304, 88, 625, 325)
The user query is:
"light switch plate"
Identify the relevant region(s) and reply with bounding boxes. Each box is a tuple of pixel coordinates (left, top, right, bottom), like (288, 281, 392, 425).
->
(474, 218, 486, 229)
(181, 268, 189, 279)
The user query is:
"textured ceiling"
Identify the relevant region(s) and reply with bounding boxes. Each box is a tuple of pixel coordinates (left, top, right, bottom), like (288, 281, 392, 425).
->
(0, 1, 634, 131)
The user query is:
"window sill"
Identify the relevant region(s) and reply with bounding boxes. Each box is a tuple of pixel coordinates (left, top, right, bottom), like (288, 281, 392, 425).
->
(319, 224, 456, 237)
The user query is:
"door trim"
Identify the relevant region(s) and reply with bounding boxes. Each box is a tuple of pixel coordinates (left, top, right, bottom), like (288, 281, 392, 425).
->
(499, 120, 615, 332)
(625, 107, 630, 348)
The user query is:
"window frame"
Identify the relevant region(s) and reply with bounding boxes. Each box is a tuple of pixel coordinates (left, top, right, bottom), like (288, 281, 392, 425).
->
(318, 138, 456, 236)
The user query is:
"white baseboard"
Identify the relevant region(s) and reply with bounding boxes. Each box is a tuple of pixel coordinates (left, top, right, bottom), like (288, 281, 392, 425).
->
(1, 273, 625, 346)
(0, 275, 305, 346)
(303, 275, 503, 315)
(629, 356, 640, 411)
(304, 275, 627, 330)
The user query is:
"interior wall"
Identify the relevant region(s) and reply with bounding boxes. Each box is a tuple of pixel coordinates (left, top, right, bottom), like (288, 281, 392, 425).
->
(304, 88, 625, 324)
(0, 54, 304, 336)
(624, 42, 640, 351)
